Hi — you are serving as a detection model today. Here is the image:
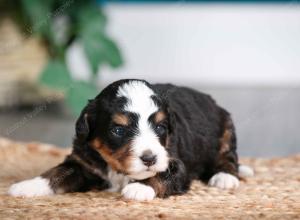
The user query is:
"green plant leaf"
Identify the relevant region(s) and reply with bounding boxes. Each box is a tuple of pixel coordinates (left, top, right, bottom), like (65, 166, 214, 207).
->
(21, 0, 53, 36)
(77, 2, 106, 33)
(39, 59, 72, 90)
(77, 3, 123, 74)
(66, 81, 98, 116)
(82, 33, 123, 73)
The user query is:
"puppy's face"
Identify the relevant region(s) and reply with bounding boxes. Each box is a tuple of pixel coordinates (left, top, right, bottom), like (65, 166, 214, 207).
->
(81, 80, 170, 180)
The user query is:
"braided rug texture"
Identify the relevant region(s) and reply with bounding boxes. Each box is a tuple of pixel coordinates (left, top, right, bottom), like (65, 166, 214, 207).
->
(0, 138, 299, 220)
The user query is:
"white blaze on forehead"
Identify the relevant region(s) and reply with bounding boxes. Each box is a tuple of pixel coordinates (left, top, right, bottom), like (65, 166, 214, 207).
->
(117, 81, 159, 148)
(117, 80, 158, 114)
(116, 81, 169, 178)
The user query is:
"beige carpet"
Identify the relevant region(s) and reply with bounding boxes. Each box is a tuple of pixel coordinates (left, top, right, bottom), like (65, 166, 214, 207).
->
(0, 138, 299, 220)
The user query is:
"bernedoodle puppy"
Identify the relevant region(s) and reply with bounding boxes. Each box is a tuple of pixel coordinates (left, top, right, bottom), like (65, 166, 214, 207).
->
(8, 79, 253, 201)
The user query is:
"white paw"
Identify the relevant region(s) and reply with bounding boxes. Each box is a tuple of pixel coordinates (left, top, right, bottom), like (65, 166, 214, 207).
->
(238, 165, 254, 178)
(8, 177, 54, 197)
(121, 182, 155, 201)
(208, 172, 239, 189)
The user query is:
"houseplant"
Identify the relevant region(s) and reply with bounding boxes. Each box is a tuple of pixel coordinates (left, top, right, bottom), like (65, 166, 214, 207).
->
(3, 0, 123, 115)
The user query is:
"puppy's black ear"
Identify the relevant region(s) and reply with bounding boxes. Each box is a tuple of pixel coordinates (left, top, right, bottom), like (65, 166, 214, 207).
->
(75, 113, 89, 141)
(74, 100, 95, 145)
(167, 108, 176, 134)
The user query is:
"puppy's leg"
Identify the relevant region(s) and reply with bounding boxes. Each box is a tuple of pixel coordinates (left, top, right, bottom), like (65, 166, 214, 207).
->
(122, 159, 191, 201)
(8, 158, 97, 197)
(208, 112, 240, 189)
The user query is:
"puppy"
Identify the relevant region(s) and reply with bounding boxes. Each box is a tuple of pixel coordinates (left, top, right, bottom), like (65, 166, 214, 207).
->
(8, 79, 253, 200)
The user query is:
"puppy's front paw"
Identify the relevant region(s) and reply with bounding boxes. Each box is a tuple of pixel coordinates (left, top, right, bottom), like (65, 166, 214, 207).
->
(8, 177, 54, 197)
(121, 182, 155, 201)
(208, 172, 239, 189)
(238, 165, 254, 178)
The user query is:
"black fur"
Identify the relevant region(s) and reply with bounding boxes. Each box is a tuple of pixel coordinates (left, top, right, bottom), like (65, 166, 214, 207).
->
(41, 79, 239, 198)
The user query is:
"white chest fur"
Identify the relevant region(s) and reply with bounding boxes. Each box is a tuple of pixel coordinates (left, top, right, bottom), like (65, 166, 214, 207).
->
(106, 168, 131, 192)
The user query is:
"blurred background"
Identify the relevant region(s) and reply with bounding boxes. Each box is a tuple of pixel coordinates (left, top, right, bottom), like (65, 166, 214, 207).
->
(0, 0, 299, 157)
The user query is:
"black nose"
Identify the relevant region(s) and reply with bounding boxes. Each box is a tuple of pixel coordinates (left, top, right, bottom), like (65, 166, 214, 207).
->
(140, 150, 157, 167)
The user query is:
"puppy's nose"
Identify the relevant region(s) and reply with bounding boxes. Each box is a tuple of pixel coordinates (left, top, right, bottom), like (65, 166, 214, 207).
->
(140, 150, 157, 167)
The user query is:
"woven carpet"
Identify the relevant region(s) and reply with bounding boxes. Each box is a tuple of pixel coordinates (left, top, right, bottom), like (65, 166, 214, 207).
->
(0, 138, 299, 220)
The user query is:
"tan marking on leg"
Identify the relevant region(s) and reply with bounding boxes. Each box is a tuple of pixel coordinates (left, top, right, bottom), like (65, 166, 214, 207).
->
(216, 117, 238, 176)
(142, 176, 167, 198)
(219, 129, 231, 154)
(70, 154, 107, 179)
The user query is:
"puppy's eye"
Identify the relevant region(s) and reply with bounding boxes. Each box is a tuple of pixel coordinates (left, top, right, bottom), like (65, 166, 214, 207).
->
(155, 124, 167, 136)
(111, 126, 126, 137)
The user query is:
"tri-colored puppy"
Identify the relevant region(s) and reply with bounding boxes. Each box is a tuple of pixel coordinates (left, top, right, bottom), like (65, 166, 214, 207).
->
(9, 79, 253, 200)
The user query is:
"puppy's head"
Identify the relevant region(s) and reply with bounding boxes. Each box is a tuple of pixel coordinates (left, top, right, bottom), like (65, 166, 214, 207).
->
(75, 79, 170, 180)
